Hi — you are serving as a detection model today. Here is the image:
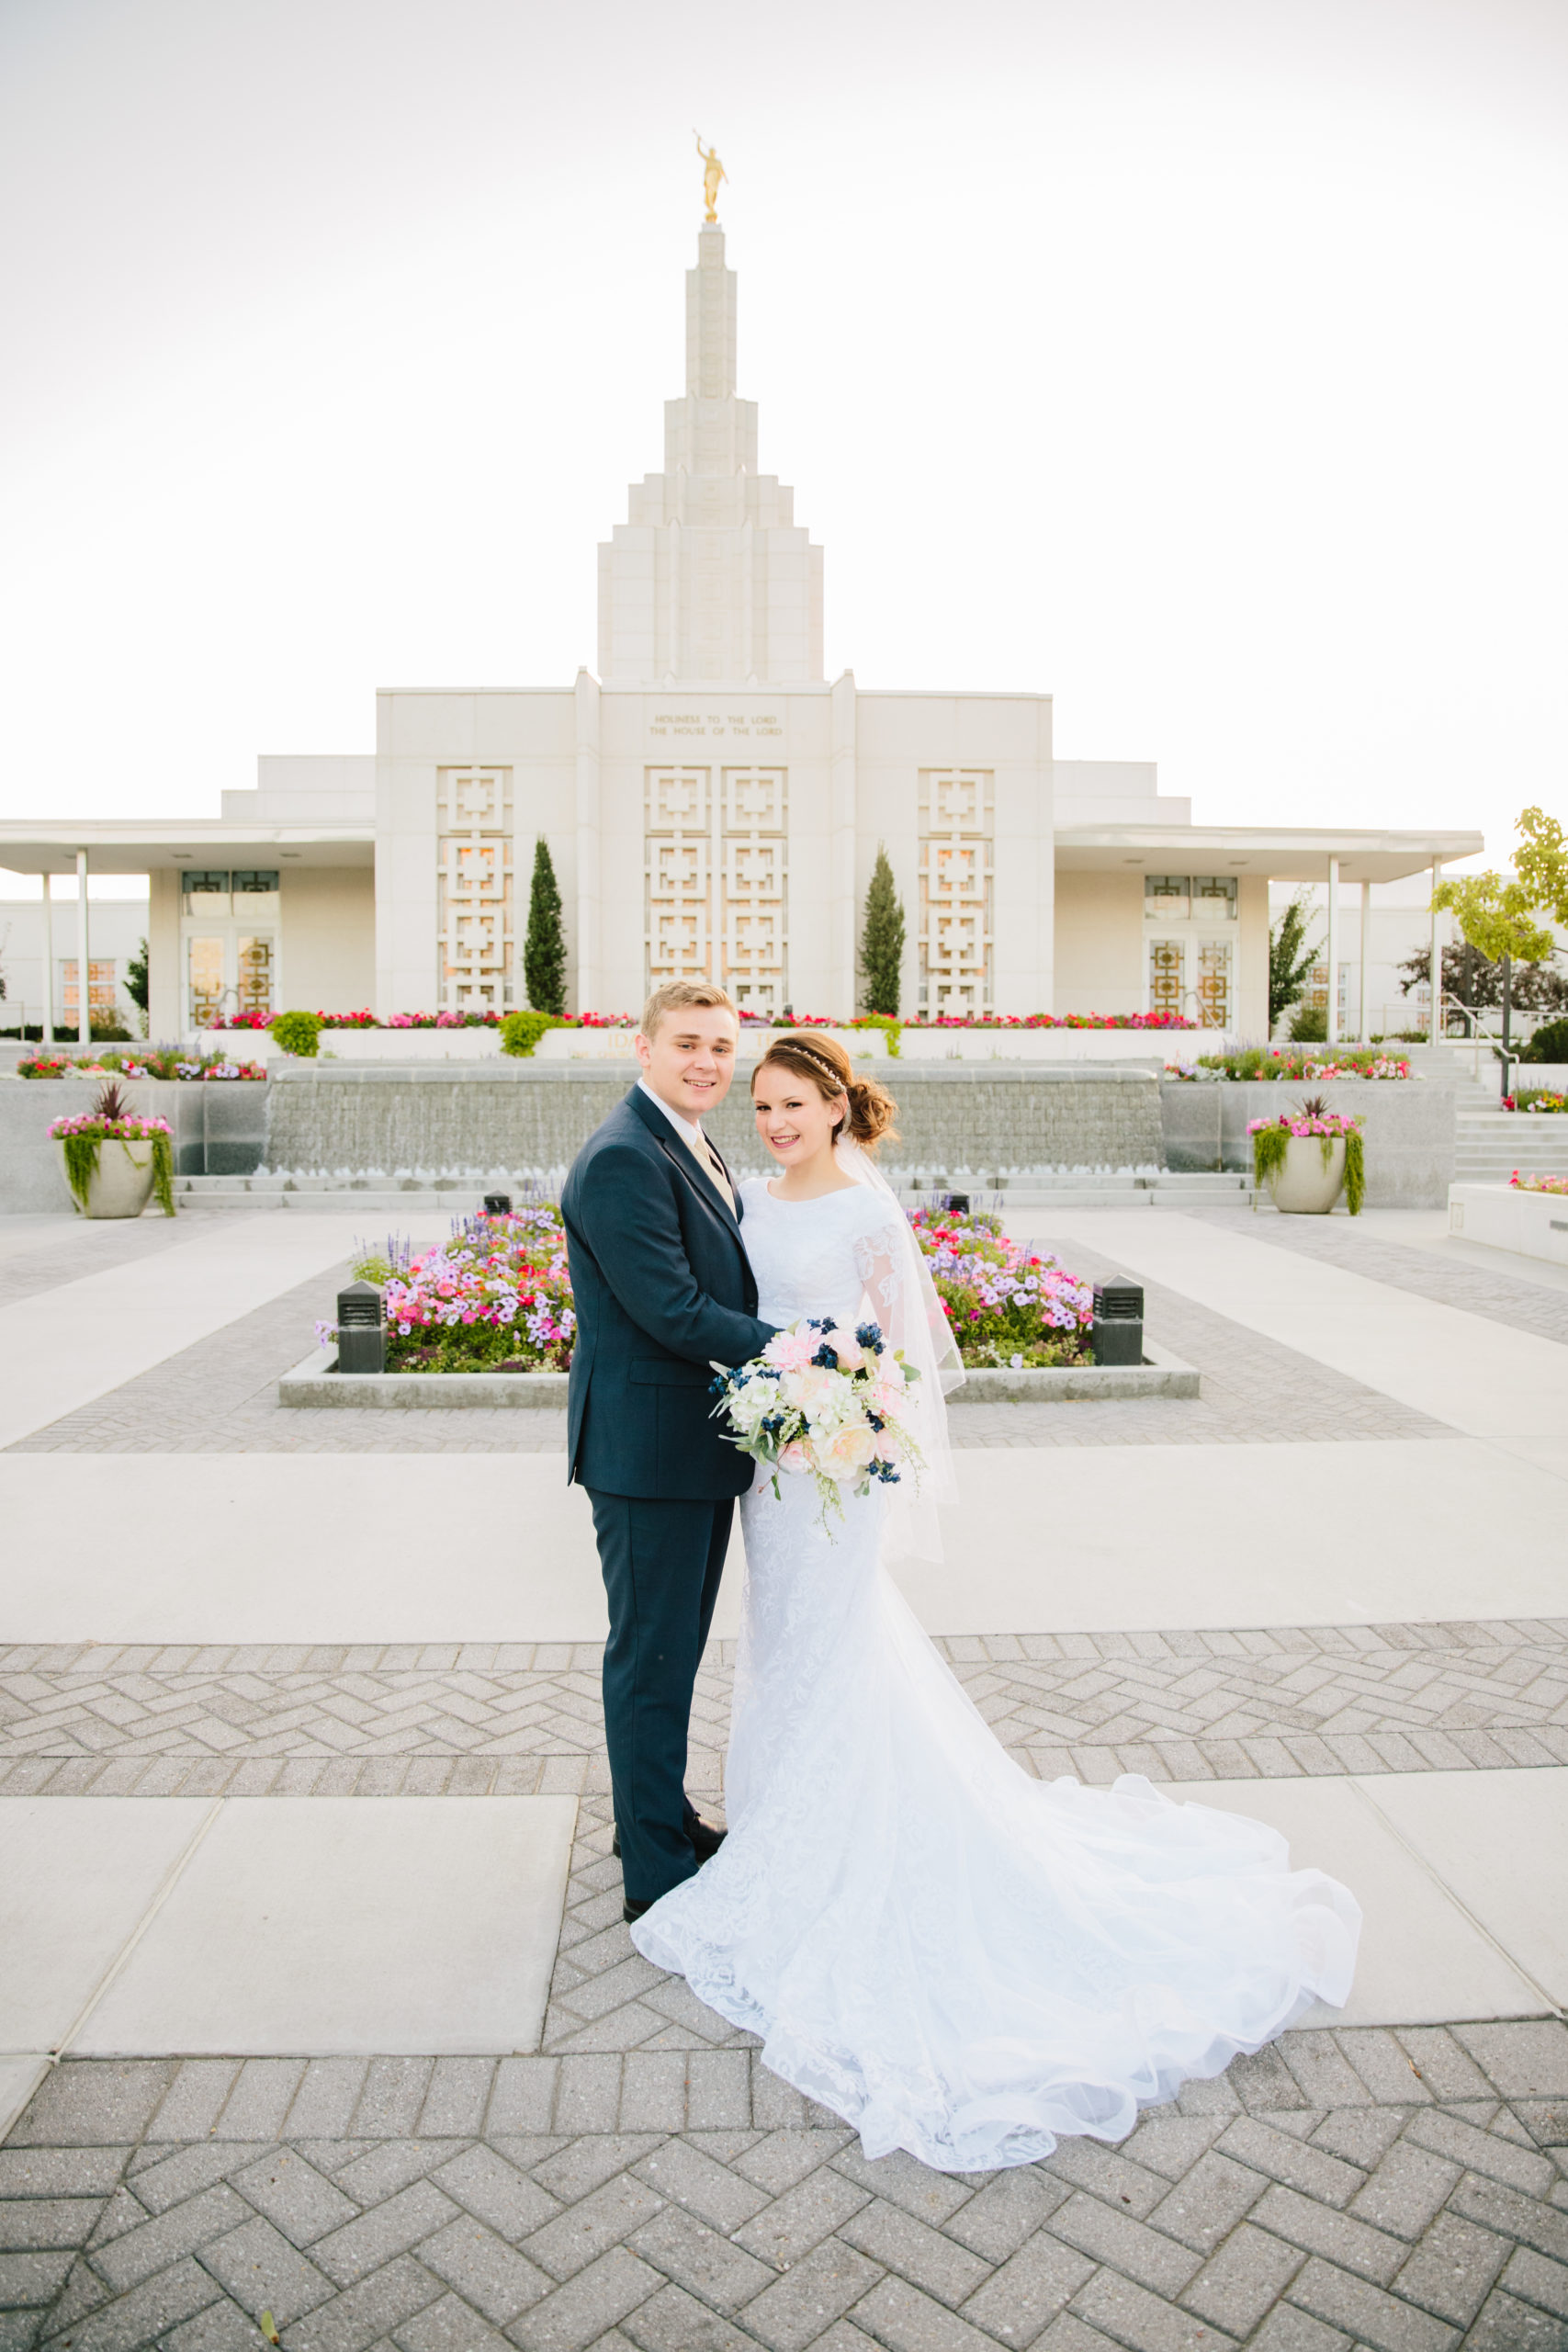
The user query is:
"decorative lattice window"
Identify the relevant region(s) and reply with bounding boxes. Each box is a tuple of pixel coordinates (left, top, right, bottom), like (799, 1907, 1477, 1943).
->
(646, 767, 714, 991)
(1195, 938, 1232, 1028)
(237, 935, 276, 1019)
(1145, 876, 1190, 922)
(718, 767, 786, 1012)
(62, 959, 120, 1016)
(1147, 938, 1184, 1019)
(1193, 876, 1237, 920)
(919, 770, 993, 1014)
(186, 940, 225, 1029)
(645, 766, 789, 1009)
(438, 767, 514, 1013)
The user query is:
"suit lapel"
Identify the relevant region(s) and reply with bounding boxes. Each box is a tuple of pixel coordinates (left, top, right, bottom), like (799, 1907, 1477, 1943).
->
(626, 1085, 741, 1232)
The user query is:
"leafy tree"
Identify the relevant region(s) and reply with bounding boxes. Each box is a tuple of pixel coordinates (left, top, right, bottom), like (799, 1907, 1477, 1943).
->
(859, 844, 906, 1018)
(1514, 805, 1568, 927)
(1398, 944, 1568, 1015)
(1269, 889, 1321, 1028)
(125, 935, 150, 1036)
(1431, 869, 1555, 970)
(524, 838, 567, 1017)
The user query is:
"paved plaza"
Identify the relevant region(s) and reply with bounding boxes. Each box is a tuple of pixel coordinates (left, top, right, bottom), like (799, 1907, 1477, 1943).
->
(2, 1203, 1566, 2352)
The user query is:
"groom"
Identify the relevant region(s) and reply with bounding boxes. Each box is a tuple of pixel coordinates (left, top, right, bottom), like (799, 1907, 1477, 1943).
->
(561, 979, 776, 1921)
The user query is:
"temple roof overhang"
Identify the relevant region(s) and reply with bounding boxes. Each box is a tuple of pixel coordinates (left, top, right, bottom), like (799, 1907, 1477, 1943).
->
(1053, 824, 1484, 884)
(0, 823, 375, 876)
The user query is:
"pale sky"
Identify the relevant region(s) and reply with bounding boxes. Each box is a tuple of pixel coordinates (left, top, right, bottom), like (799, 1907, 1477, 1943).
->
(2, 0, 1564, 893)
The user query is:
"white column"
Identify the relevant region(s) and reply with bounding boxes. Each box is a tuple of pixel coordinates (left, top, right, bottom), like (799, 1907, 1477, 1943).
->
(572, 669, 602, 1013)
(1325, 856, 1339, 1046)
(75, 848, 91, 1049)
(1359, 879, 1371, 1042)
(39, 873, 55, 1043)
(1429, 860, 1442, 1043)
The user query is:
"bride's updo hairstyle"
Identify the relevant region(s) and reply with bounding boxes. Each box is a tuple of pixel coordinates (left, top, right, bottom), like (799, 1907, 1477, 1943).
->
(751, 1033, 899, 1152)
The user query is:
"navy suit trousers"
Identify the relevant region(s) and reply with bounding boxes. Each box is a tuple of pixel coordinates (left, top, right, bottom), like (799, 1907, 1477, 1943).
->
(586, 1488, 733, 1904)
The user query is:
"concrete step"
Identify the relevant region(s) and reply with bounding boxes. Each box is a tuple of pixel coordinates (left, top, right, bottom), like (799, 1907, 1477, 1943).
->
(175, 1171, 1259, 1216)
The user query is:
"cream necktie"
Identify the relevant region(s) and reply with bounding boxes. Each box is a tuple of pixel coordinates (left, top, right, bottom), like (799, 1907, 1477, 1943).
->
(683, 1125, 736, 1215)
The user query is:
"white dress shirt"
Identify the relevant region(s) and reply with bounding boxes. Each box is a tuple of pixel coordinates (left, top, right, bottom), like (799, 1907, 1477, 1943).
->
(637, 1077, 736, 1213)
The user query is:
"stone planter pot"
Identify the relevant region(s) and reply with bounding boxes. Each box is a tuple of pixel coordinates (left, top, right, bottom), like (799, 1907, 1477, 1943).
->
(1268, 1135, 1347, 1215)
(62, 1137, 158, 1218)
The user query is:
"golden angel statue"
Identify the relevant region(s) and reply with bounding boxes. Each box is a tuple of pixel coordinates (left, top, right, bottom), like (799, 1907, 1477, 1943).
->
(694, 133, 727, 223)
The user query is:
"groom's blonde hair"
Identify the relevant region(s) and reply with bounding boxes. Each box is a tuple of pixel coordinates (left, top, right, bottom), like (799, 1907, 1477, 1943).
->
(639, 978, 738, 1040)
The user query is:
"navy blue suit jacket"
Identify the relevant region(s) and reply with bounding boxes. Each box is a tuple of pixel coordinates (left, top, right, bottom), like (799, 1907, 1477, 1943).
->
(561, 1085, 775, 1499)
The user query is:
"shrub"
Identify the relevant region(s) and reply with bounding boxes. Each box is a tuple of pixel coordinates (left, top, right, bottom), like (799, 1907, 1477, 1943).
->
(270, 1010, 321, 1057)
(524, 839, 568, 1017)
(1288, 1004, 1327, 1044)
(1525, 1015, 1568, 1065)
(501, 1010, 560, 1058)
(859, 845, 907, 1018)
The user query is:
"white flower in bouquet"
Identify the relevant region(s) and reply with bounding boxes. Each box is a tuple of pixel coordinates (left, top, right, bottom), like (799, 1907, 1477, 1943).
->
(710, 1315, 924, 1527)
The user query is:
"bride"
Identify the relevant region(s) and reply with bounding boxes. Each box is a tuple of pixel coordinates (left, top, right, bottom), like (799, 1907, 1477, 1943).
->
(630, 1034, 1360, 2174)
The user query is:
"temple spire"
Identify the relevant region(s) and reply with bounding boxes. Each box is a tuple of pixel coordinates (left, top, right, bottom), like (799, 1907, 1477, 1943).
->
(596, 221, 824, 684)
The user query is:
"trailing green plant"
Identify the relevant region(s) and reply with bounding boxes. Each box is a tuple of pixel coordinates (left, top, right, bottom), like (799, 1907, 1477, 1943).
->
(1248, 1097, 1365, 1216)
(850, 1012, 902, 1057)
(48, 1083, 175, 1216)
(500, 1009, 560, 1057)
(859, 844, 906, 1017)
(270, 1010, 321, 1057)
(523, 838, 568, 1017)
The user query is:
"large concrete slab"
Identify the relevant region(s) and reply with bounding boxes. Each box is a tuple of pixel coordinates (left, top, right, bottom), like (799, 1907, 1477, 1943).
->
(1162, 1775, 1548, 2028)
(1035, 1208, 1568, 1437)
(1363, 1769, 1568, 2009)
(74, 1796, 578, 2057)
(0, 1797, 214, 2052)
(4, 1436, 1564, 1643)
(0, 1215, 418, 1449)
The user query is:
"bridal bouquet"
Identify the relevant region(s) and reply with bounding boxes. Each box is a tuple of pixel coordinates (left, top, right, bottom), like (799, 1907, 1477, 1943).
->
(711, 1317, 923, 1521)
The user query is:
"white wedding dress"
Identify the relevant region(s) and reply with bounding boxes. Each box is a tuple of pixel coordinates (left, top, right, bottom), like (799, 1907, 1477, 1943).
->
(631, 1177, 1360, 2173)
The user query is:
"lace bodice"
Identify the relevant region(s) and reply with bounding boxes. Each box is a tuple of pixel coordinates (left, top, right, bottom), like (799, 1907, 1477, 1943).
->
(739, 1178, 910, 1343)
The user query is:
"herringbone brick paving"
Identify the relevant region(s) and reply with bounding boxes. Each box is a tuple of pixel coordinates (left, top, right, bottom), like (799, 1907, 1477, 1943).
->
(3, 1621, 1564, 1795)
(6, 1995, 1568, 2352)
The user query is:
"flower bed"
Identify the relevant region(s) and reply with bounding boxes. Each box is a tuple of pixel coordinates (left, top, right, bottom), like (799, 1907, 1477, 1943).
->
(1173, 1047, 1412, 1083)
(1505, 1090, 1568, 1114)
(908, 1205, 1094, 1369)
(321, 1208, 578, 1374)
(16, 1049, 265, 1080)
(212, 1006, 1198, 1036)
(319, 1203, 1097, 1375)
(1511, 1170, 1568, 1194)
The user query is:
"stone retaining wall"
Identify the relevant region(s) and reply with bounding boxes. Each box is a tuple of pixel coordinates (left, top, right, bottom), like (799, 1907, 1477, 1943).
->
(1160, 1076, 1457, 1206)
(264, 1063, 1167, 1182)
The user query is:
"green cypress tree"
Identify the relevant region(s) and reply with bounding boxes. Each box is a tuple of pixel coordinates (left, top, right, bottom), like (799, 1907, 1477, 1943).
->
(523, 837, 567, 1017)
(859, 844, 907, 1017)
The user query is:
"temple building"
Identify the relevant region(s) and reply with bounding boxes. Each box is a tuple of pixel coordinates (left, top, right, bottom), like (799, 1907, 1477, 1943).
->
(0, 215, 1479, 1040)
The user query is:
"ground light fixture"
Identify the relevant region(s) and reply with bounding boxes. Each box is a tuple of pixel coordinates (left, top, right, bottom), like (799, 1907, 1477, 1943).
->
(1091, 1278, 1144, 1366)
(483, 1193, 513, 1215)
(335, 1279, 386, 1375)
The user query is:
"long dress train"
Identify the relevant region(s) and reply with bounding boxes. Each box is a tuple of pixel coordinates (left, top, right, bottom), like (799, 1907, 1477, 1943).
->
(631, 1180, 1359, 2173)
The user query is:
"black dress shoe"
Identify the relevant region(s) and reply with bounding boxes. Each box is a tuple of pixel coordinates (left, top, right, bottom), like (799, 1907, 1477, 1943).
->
(613, 1818, 726, 1862)
(623, 1897, 652, 1922)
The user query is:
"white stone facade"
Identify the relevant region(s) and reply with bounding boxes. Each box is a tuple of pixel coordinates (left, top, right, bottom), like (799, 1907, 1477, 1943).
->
(0, 219, 1482, 1040)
